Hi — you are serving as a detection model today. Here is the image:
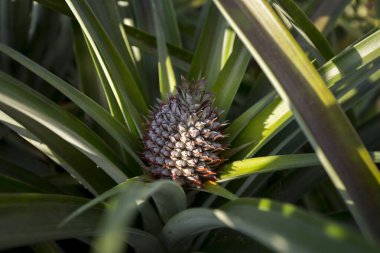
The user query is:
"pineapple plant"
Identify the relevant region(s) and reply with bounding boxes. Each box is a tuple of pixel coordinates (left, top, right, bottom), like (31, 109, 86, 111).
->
(0, 0, 379, 253)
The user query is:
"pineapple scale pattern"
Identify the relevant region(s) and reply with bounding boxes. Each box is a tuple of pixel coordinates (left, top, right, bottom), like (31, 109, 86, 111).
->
(142, 77, 227, 188)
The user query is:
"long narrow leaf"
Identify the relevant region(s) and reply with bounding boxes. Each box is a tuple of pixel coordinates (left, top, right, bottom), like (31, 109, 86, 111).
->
(211, 38, 250, 116)
(0, 157, 60, 193)
(0, 175, 44, 193)
(160, 198, 379, 253)
(0, 72, 128, 183)
(320, 29, 380, 85)
(61, 179, 186, 229)
(34, 0, 72, 16)
(80, 32, 126, 123)
(0, 194, 103, 250)
(35, 0, 190, 77)
(232, 97, 292, 159)
(34, 0, 193, 71)
(92, 180, 186, 253)
(309, 0, 351, 34)
(275, 0, 335, 60)
(65, 0, 145, 136)
(71, 22, 109, 110)
(124, 24, 193, 71)
(232, 55, 380, 160)
(220, 152, 380, 181)
(188, 3, 228, 87)
(201, 181, 238, 200)
(154, 0, 182, 47)
(230, 29, 380, 158)
(151, 0, 177, 100)
(85, 0, 141, 83)
(0, 43, 144, 174)
(229, 57, 380, 198)
(226, 91, 277, 142)
(214, 0, 380, 241)
(0, 106, 115, 194)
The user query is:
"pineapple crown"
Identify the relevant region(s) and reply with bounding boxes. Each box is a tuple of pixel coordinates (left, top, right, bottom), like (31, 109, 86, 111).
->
(142, 77, 227, 188)
(176, 77, 213, 107)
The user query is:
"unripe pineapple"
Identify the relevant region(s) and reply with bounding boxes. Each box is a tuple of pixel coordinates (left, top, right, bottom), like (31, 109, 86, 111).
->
(142, 77, 227, 188)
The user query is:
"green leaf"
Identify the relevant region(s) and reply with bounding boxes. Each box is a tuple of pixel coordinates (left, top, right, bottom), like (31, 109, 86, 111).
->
(0, 72, 128, 184)
(0, 0, 32, 56)
(232, 97, 292, 159)
(124, 24, 192, 71)
(33, 0, 72, 16)
(153, 0, 182, 47)
(188, 3, 228, 87)
(222, 199, 379, 252)
(0, 138, 51, 178)
(220, 153, 318, 181)
(60, 180, 137, 227)
(214, 0, 380, 241)
(151, 0, 177, 100)
(161, 198, 380, 253)
(120, 228, 165, 253)
(61, 179, 186, 227)
(160, 208, 222, 253)
(137, 201, 163, 235)
(226, 91, 277, 143)
(129, 0, 161, 101)
(307, 0, 351, 34)
(334, 58, 380, 107)
(230, 30, 380, 159)
(84, 0, 140, 83)
(30, 242, 64, 253)
(0, 105, 115, 195)
(0, 194, 103, 250)
(211, 38, 251, 117)
(28, 0, 193, 72)
(320, 29, 380, 85)
(92, 180, 186, 253)
(0, 43, 144, 174)
(71, 22, 108, 110)
(150, 181, 187, 223)
(0, 175, 44, 193)
(200, 181, 238, 201)
(275, 0, 335, 60)
(65, 0, 146, 136)
(72, 22, 135, 166)
(77, 29, 126, 124)
(0, 157, 60, 193)
(226, 56, 380, 201)
(220, 152, 380, 182)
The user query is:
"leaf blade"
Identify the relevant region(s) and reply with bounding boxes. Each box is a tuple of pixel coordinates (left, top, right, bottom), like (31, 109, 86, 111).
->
(214, 0, 380, 241)
(0, 194, 103, 250)
(151, 0, 177, 100)
(220, 152, 380, 182)
(160, 198, 380, 253)
(0, 42, 144, 174)
(0, 72, 128, 183)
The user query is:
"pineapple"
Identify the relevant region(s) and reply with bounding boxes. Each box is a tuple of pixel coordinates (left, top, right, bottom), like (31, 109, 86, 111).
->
(142, 77, 227, 188)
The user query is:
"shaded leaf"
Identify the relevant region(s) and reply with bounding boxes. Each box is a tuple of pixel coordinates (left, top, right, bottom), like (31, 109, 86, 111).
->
(0, 72, 128, 184)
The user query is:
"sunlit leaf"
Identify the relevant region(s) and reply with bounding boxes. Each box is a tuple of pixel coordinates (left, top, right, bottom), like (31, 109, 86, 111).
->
(161, 198, 379, 253)
(214, 0, 380, 240)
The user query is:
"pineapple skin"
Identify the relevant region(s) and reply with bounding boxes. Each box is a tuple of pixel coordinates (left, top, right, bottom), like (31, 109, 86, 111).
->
(142, 77, 227, 188)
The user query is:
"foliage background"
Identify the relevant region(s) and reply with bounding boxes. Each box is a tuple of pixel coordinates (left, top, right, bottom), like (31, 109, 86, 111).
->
(0, 0, 380, 252)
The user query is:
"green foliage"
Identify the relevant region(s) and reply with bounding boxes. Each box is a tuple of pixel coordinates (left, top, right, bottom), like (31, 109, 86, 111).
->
(0, 0, 380, 252)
